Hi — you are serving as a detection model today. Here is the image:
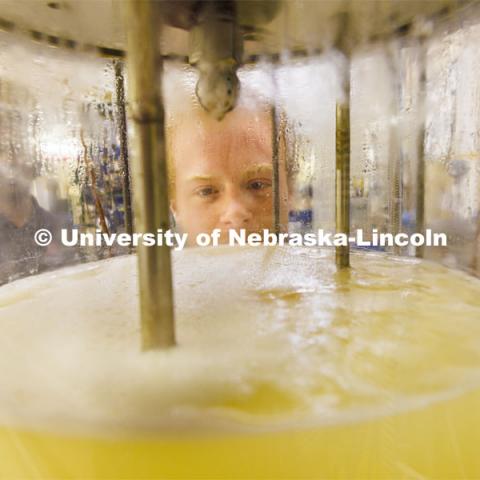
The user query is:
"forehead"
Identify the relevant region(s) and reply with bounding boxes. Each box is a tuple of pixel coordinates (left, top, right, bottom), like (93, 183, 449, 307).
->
(172, 107, 273, 176)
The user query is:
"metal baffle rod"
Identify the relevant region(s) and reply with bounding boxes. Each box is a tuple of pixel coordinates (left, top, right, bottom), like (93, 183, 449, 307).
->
(271, 105, 281, 235)
(335, 102, 351, 268)
(114, 59, 134, 243)
(415, 39, 427, 260)
(125, 0, 175, 349)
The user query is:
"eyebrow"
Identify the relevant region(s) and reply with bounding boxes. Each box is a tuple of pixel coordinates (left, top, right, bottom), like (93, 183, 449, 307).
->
(186, 164, 273, 183)
(186, 174, 221, 183)
(241, 163, 274, 178)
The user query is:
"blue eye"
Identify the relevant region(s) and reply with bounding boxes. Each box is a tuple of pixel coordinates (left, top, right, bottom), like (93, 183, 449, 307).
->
(195, 186, 218, 198)
(247, 179, 272, 192)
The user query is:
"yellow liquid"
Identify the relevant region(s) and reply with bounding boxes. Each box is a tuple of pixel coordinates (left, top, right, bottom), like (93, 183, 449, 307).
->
(0, 246, 479, 479)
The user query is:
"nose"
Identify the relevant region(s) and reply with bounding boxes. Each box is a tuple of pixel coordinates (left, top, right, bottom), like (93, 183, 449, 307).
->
(219, 191, 253, 228)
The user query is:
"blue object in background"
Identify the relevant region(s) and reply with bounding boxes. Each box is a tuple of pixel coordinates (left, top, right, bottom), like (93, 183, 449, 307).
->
(289, 210, 312, 225)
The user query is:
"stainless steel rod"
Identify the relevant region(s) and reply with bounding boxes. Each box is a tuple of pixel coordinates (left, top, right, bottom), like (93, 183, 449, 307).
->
(125, 0, 175, 350)
(271, 105, 281, 235)
(335, 102, 350, 268)
(114, 59, 134, 243)
(415, 42, 427, 260)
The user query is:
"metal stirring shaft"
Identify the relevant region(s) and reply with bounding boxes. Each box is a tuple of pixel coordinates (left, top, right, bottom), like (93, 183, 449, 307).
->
(125, 0, 175, 350)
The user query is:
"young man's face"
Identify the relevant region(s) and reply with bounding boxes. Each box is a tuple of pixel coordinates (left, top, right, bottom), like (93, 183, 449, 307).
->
(170, 107, 289, 244)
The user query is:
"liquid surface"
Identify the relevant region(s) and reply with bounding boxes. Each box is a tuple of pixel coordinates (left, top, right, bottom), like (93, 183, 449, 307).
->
(0, 246, 479, 437)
